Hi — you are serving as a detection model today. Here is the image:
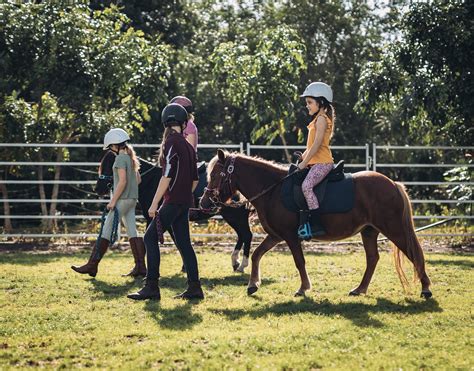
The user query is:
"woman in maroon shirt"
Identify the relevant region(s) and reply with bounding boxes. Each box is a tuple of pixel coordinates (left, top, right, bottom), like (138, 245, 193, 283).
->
(127, 103, 203, 301)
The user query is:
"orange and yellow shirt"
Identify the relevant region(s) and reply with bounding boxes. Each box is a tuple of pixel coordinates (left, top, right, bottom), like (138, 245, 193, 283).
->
(305, 113, 334, 165)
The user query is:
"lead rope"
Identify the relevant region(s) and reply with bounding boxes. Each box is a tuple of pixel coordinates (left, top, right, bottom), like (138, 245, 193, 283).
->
(94, 207, 119, 260)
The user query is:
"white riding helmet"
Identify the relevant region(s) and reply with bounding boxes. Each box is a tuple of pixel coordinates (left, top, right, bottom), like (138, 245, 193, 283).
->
(103, 128, 130, 150)
(300, 82, 333, 103)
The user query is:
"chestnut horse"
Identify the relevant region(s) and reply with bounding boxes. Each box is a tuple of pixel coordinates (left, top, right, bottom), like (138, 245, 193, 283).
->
(200, 150, 432, 299)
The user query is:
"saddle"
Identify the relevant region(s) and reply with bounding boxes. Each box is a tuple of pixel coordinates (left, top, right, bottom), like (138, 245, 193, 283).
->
(281, 160, 354, 214)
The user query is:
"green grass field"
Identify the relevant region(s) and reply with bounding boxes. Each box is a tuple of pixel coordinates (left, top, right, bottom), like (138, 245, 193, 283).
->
(1, 248, 473, 369)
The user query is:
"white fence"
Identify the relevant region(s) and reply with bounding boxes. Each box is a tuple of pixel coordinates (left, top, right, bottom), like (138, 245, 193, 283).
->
(0, 143, 472, 239)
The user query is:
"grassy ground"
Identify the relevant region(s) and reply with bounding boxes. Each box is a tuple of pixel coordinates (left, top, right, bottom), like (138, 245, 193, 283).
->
(1, 248, 473, 369)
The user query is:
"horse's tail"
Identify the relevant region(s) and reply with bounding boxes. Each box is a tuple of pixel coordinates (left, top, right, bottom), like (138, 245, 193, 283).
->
(393, 182, 425, 290)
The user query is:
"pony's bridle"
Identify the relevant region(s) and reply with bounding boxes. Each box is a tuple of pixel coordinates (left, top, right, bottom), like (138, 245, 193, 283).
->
(202, 156, 237, 210)
(203, 155, 298, 211)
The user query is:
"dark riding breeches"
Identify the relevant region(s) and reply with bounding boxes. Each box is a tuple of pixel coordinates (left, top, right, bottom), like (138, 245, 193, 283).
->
(144, 203, 199, 282)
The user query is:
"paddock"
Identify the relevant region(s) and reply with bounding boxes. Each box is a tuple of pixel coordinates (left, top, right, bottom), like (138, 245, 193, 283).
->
(1, 143, 472, 368)
(1, 238, 472, 369)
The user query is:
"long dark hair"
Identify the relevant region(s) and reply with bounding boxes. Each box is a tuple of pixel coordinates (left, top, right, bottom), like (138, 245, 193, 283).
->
(158, 127, 173, 166)
(314, 96, 336, 139)
(158, 126, 186, 163)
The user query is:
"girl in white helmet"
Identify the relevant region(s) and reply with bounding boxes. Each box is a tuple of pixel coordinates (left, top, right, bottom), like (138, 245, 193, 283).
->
(71, 128, 143, 277)
(297, 82, 336, 239)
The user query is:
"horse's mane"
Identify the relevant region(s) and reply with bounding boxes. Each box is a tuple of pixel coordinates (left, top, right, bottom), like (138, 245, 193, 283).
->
(208, 151, 288, 182)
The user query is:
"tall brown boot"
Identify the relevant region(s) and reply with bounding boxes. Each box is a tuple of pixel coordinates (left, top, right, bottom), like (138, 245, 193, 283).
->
(122, 237, 147, 277)
(71, 238, 110, 277)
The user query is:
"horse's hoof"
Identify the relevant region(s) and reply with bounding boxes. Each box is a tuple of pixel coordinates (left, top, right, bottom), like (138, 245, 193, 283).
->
(349, 290, 360, 296)
(232, 263, 240, 272)
(420, 290, 433, 299)
(236, 268, 244, 273)
(294, 290, 305, 297)
(247, 286, 258, 296)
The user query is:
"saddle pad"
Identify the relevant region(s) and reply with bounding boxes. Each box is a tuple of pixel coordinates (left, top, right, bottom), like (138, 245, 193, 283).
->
(281, 173, 354, 214)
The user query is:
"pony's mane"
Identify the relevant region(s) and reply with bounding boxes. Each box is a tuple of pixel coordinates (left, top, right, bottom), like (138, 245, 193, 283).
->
(207, 151, 288, 182)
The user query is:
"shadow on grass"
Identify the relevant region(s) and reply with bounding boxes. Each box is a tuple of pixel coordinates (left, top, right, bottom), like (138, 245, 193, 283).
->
(89, 278, 142, 298)
(160, 272, 274, 290)
(88, 272, 262, 298)
(428, 258, 474, 270)
(210, 297, 442, 328)
(144, 300, 203, 330)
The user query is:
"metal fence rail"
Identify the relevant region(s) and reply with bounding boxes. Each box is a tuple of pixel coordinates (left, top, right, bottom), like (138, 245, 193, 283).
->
(1, 143, 472, 240)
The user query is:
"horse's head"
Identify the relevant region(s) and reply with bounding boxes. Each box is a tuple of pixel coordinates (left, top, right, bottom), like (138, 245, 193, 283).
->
(95, 150, 116, 196)
(200, 149, 238, 211)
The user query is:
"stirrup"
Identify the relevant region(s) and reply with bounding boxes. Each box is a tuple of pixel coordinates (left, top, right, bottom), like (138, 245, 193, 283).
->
(298, 223, 312, 241)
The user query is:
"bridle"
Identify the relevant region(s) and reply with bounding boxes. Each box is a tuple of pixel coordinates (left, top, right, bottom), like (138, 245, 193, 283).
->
(203, 155, 297, 211)
(202, 156, 237, 211)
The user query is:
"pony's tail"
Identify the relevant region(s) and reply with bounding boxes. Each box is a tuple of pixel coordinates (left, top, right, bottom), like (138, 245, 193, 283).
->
(393, 182, 425, 290)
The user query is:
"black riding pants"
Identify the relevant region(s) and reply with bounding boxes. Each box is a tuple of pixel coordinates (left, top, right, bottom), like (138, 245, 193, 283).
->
(144, 203, 199, 282)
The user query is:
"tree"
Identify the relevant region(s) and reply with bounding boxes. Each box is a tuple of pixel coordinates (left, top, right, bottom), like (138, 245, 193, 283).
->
(212, 25, 306, 161)
(357, 0, 473, 145)
(0, 4, 170, 230)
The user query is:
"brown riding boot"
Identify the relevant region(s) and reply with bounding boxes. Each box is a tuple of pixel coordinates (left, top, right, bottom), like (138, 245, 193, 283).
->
(71, 238, 110, 277)
(122, 237, 147, 277)
(174, 280, 204, 300)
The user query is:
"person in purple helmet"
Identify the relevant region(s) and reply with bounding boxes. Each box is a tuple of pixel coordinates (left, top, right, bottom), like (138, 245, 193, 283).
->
(169, 96, 198, 152)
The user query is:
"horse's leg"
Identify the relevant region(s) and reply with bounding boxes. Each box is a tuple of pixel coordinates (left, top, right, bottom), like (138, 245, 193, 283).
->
(231, 236, 244, 272)
(287, 239, 312, 297)
(221, 207, 252, 272)
(236, 210, 252, 273)
(248, 235, 281, 295)
(379, 225, 432, 298)
(349, 226, 379, 296)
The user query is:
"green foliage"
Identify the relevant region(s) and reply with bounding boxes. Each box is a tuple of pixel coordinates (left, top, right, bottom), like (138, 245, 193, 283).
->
(0, 3, 171, 142)
(212, 26, 306, 145)
(357, 0, 473, 145)
(1, 250, 473, 368)
(444, 155, 472, 213)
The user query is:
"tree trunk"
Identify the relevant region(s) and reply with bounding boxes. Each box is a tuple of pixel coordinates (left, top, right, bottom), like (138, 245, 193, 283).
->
(37, 163, 49, 231)
(0, 172, 12, 233)
(277, 119, 292, 163)
(48, 149, 64, 230)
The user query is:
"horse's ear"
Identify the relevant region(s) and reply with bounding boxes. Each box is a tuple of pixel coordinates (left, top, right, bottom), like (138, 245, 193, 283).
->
(217, 149, 226, 162)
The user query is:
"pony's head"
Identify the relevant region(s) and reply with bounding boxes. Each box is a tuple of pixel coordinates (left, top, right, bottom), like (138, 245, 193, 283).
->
(200, 149, 238, 211)
(95, 150, 116, 196)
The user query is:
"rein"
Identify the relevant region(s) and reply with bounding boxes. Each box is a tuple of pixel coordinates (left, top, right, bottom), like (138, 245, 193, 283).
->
(139, 163, 159, 177)
(204, 156, 297, 210)
(94, 207, 119, 259)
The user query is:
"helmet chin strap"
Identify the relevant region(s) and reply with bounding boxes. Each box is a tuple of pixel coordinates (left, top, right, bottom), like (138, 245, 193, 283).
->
(109, 146, 119, 154)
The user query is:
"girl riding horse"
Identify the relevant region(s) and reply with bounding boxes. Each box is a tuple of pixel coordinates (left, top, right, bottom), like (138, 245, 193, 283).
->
(201, 149, 432, 299)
